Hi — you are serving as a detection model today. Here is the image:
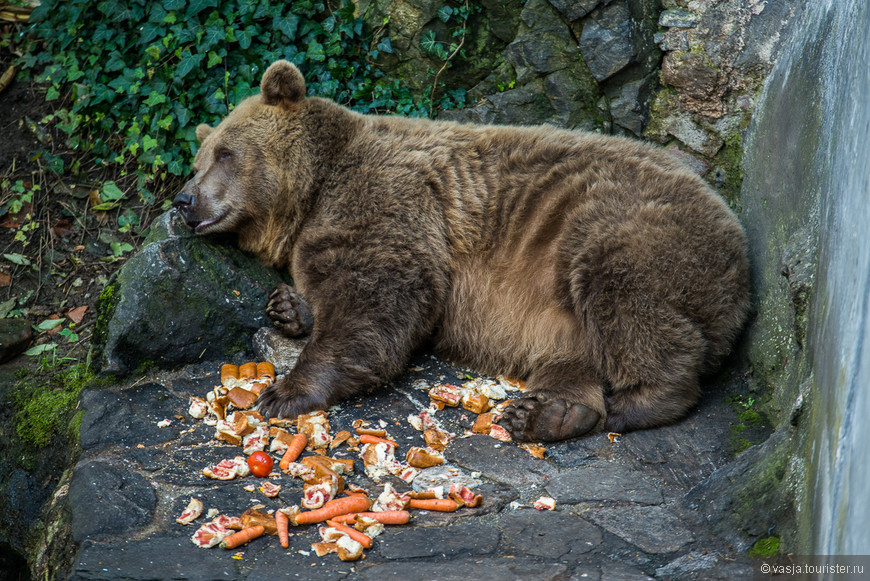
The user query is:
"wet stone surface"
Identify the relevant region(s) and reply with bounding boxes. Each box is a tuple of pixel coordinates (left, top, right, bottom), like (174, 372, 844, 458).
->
(67, 332, 756, 580)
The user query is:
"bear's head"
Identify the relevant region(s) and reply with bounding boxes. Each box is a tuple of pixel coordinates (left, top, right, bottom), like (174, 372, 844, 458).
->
(172, 61, 308, 236)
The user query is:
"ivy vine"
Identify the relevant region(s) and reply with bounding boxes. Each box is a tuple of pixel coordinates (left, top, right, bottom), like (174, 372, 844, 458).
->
(19, 0, 453, 206)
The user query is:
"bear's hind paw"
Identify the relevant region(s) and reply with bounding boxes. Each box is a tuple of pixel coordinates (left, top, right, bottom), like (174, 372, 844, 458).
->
(498, 394, 601, 443)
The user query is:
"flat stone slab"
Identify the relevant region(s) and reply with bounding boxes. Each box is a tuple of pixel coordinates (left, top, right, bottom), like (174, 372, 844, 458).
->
(498, 509, 602, 561)
(68, 459, 156, 542)
(375, 522, 500, 559)
(545, 460, 664, 505)
(446, 435, 559, 487)
(65, 343, 753, 579)
(356, 557, 570, 581)
(581, 504, 695, 553)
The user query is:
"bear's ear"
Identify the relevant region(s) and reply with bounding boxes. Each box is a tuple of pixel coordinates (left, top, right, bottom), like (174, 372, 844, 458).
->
(195, 124, 213, 143)
(260, 60, 306, 109)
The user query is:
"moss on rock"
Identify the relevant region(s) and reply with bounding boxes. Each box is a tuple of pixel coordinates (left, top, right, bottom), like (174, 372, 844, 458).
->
(748, 536, 780, 558)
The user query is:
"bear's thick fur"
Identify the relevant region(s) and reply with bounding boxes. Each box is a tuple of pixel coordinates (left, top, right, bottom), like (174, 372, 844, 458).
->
(174, 61, 750, 442)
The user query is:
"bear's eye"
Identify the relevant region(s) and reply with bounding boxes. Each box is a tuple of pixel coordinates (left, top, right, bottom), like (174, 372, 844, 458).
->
(215, 148, 233, 163)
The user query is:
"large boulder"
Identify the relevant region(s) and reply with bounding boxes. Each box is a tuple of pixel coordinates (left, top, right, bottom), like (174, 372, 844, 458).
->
(93, 210, 289, 375)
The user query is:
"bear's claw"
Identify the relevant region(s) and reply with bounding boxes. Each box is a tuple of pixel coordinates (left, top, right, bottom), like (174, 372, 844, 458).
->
(266, 284, 314, 337)
(498, 394, 600, 442)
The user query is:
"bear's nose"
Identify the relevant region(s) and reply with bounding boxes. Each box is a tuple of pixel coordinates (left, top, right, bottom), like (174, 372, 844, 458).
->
(172, 190, 193, 210)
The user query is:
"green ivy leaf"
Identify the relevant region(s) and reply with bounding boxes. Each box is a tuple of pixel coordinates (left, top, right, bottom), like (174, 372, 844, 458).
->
(207, 51, 222, 68)
(186, 0, 218, 17)
(110, 241, 134, 256)
(24, 343, 57, 357)
(36, 318, 65, 332)
(307, 39, 325, 62)
(142, 135, 159, 151)
(273, 14, 299, 40)
(102, 180, 126, 201)
(176, 52, 204, 79)
(157, 114, 174, 130)
(420, 29, 437, 54)
(4, 253, 31, 266)
(437, 5, 453, 22)
(143, 91, 167, 107)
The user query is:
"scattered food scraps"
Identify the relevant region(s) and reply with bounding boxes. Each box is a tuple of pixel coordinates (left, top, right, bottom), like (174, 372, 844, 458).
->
(534, 496, 557, 511)
(176, 498, 204, 525)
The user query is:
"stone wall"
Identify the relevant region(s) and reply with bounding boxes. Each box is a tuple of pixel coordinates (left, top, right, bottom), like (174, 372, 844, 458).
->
(359, 0, 797, 205)
(738, 0, 870, 554)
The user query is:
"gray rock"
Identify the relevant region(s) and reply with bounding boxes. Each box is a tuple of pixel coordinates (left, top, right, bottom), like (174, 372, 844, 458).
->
(579, 1, 634, 81)
(0, 318, 32, 362)
(95, 210, 288, 375)
(659, 9, 699, 28)
(79, 383, 188, 453)
(545, 67, 605, 130)
(655, 551, 720, 578)
(581, 504, 694, 553)
(375, 522, 499, 559)
(666, 145, 711, 176)
(446, 434, 559, 487)
(608, 75, 656, 136)
(600, 563, 657, 581)
(251, 326, 305, 375)
(356, 558, 569, 581)
(481, 83, 558, 126)
(568, 567, 603, 581)
(480, 0, 524, 43)
(664, 114, 724, 157)
(68, 459, 156, 542)
(499, 510, 602, 560)
(548, 0, 606, 21)
(654, 29, 690, 52)
(505, 25, 576, 77)
(69, 536, 244, 581)
(545, 460, 664, 505)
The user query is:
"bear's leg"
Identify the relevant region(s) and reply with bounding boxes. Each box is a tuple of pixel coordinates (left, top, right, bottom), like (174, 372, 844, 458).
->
(266, 283, 314, 337)
(498, 361, 606, 442)
(603, 377, 701, 432)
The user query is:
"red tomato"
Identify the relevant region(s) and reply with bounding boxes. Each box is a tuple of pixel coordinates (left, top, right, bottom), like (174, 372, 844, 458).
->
(247, 451, 273, 478)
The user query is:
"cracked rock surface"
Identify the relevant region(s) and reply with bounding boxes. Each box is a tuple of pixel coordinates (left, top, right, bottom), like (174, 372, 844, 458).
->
(68, 329, 759, 580)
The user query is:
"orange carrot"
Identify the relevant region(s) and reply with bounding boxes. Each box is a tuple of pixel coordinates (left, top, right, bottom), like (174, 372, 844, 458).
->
(279, 433, 308, 470)
(331, 511, 411, 525)
(358, 434, 398, 448)
(329, 513, 359, 524)
(408, 498, 459, 512)
(220, 525, 265, 549)
(294, 495, 370, 524)
(275, 510, 290, 548)
(325, 520, 374, 548)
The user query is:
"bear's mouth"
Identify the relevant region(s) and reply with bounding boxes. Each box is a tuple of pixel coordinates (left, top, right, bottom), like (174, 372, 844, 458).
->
(194, 208, 231, 233)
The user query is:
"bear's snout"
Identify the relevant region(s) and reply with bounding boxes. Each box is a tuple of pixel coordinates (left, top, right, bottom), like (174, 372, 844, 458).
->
(173, 188, 199, 227)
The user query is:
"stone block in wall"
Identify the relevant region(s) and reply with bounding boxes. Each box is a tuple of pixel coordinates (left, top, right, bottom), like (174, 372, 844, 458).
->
(607, 73, 657, 136)
(548, 0, 607, 22)
(664, 114, 724, 157)
(579, 1, 635, 82)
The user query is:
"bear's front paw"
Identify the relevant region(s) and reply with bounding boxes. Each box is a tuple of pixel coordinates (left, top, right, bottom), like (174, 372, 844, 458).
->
(498, 394, 601, 443)
(257, 379, 324, 420)
(266, 283, 314, 337)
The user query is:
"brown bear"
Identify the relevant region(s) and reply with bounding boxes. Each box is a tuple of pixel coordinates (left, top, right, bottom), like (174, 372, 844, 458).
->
(173, 60, 750, 442)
